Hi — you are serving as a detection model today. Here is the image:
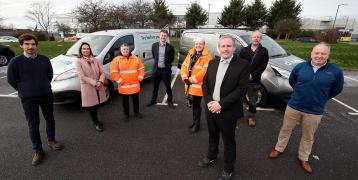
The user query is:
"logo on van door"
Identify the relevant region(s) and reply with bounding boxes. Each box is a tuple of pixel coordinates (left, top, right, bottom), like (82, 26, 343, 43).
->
(140, 35, 160, 40)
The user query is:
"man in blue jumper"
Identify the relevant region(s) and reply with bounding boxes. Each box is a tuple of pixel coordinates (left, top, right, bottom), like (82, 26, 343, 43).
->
(7, 34, 63, 166)
(268, 43, 344, 173)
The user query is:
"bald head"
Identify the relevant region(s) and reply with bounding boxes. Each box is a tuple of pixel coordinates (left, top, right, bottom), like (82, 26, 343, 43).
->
(311, 42, 330, 67)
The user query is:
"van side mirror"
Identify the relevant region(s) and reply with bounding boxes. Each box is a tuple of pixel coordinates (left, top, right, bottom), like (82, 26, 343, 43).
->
(104, 53, 111, 65)
(143, 52, 146, 59)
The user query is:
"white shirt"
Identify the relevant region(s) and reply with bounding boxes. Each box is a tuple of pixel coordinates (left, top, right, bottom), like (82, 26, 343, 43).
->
(311, 60, 327, 73)
(212, 55, 233, 101)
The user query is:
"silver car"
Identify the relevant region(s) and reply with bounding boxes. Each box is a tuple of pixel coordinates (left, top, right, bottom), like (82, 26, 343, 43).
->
(178, 29, 304, 106)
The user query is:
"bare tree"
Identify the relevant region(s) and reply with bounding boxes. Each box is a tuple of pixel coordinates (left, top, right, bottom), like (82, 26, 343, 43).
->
(25, 1, 55, 33)
(0, 16, 4, 29)
(129, 0, 152, 28)
(73, 0, 109, 32)
(106, 5, 131, 29)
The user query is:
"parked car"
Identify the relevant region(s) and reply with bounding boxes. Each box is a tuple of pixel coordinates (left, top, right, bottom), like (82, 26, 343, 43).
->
(51, 29, 160, 104)
(0, 45, 15, 66)
(0, 36, 18, 43)
(178, 29, 305, 107)
(296, 36, 318, 43)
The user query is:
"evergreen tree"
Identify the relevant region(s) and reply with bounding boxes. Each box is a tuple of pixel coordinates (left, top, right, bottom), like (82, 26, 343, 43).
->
(267, 0, 302, 28)
(243, 0, 267, 30)
(218, 0, 245, 28)
(185, 3, 208, 28)
(151, 0, 176, 28)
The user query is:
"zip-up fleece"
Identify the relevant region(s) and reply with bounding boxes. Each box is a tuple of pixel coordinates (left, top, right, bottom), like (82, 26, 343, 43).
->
(288, 60, 344, 115)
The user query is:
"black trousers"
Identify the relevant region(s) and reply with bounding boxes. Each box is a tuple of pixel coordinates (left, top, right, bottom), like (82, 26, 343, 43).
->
(247, 83, 260, 117)
(192, 95, 202, 126)
(206, 113, 237, 173)
(88, 105, 99, 124)
(21, 93, 55, 152)
(150, 68, 173, 103)
(122, 93, 139, 115)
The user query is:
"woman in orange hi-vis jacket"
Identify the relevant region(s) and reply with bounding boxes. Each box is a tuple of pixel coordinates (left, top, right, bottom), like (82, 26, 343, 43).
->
(180, 37, 213, 133)
(110, 43, 145, 121)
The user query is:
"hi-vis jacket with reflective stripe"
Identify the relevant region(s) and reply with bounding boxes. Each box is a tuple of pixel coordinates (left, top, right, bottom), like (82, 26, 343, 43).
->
(110, 55, 144, 95)
(180, 47, 213, 96)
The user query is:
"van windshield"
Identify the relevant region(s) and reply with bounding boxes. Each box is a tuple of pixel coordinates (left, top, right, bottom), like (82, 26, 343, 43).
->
(65, 35, 114, 57)
(240, 35, 288, 58)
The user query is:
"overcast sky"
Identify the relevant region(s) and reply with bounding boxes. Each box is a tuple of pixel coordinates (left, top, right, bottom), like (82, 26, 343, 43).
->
(1, 0, 357, 29)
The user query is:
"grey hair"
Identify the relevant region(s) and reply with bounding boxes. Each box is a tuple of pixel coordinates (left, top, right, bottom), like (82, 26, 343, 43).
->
(218, 35, 236, 47)
(194, 37, 205, 44)
(313, 42, 331, 53)
(251, 30, 262, 38)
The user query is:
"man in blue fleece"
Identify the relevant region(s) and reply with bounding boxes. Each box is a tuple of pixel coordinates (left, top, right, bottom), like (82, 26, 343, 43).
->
(268, 43, 344, 173)
(7, 34, 63, 166)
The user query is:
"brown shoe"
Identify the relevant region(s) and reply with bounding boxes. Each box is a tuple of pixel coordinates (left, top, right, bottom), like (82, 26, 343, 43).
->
(268, 150, 282, 159)
(32, 151, 44, 166)
(48, 140, 63, 151)
(248, 118, 256, 127)
(298, 159, 313, 173)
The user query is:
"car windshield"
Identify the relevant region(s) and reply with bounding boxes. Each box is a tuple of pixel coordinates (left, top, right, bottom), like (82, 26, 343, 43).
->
(65, 35, 114, 57)
(240, 35, 288, 58)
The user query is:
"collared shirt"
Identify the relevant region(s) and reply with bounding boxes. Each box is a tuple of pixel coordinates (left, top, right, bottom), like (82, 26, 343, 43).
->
(311, 60, 327, 73)
(23, 52, 37, 59)
(212, 55, 233, 101)
(158, 42, 166, 68)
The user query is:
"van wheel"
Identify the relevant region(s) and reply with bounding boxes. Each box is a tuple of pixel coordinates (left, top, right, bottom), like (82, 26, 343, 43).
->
(244, 84, 267, 107)
(104, 80, 115, 100)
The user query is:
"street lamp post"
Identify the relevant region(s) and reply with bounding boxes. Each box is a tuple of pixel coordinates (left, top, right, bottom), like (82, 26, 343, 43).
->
(208, 4, 211, 25)
(332, 3, 347, 28)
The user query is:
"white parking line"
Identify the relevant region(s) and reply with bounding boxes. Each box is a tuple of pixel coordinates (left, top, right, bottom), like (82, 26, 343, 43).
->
(344, 75, 358, 82)
(0, 76, 7, 79)
(0, 94, 18, 98)
(332, 97, 358, 116)
(157, 68, 179, 106)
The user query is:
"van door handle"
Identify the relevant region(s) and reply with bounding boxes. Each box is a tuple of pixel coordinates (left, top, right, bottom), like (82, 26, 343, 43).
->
(143, 52, 146, 58)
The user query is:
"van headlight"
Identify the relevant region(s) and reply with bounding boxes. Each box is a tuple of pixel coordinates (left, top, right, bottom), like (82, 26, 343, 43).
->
(54, 68, 78, 81)
(271, 65, 290, 79)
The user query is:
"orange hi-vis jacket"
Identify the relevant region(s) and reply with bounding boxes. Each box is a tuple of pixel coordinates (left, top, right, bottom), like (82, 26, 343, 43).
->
(180, 47, 213, 96)
(110, 54, 144, 95)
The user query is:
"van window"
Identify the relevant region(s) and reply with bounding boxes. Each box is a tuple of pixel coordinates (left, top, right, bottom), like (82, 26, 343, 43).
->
(65, 35, 113, 57)
(104, 35, 135, 64)
(240, 35, 287, 57)
(182, 33, 219, 56)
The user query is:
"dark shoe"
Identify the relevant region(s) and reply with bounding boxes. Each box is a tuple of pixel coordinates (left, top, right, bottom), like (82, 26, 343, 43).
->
(95, 123, 104, 132)
(135, 112, 143, 119)
(32, 150, 44, 166)
(268, 150, 282, 159)
(248, 117, 256, 127)
(188, 123, 195, 129)
(190, 125, 200, 133)
(198, 157, 216, 167)
(298, 159, 313, 173)
(218, 171, 233, 180)
(48, 140, 63, 151)
(168, 102, 176, 109)
(146, 102, 156, 107)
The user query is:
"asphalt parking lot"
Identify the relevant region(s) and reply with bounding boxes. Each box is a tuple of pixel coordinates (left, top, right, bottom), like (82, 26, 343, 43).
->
(0, 66, 357, 180)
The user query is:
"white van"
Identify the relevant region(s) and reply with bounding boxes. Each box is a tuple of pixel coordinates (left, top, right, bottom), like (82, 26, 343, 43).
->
(51, 29, 160, 104)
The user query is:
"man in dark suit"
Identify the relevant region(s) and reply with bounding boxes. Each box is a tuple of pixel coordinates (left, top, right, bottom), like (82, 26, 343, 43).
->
(239, 31, 269, 127)
(147, 29, 175, 108)
(198, 35, 249, 180)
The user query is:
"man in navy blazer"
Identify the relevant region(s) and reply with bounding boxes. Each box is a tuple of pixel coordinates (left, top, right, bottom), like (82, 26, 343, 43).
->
(199, 35, 249, 180)
(147, 29, 176, 108)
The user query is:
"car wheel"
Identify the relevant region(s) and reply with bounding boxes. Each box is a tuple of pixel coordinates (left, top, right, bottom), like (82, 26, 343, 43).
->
(245, 84, 267, 107)
(0, 54, 9, 66)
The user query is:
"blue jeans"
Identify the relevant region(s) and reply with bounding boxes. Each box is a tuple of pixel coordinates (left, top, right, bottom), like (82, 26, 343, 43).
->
(21, 93, 55, 151)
